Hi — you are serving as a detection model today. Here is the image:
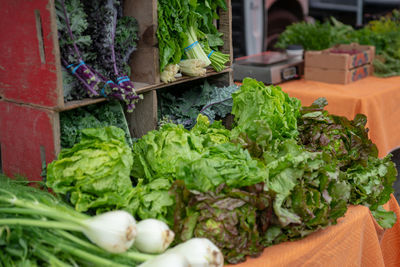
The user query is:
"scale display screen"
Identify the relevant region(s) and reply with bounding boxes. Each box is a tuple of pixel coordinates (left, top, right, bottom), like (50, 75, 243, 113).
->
(281, 66, 297, 80)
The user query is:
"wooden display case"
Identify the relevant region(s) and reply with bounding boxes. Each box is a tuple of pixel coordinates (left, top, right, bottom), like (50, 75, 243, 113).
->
(0, 0, 232, 179)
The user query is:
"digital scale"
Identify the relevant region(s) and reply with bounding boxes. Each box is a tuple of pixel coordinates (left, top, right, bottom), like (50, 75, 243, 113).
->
(233, 51, 304, 85)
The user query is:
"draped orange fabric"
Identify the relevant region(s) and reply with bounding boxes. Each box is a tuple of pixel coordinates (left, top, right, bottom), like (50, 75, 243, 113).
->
(229, 195, 400, 267)
(278, 76, 400, 158)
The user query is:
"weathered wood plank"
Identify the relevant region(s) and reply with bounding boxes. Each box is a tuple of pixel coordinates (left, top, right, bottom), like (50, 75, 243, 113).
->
(126, 90, 157, 138)
(0, 101, 59, 180)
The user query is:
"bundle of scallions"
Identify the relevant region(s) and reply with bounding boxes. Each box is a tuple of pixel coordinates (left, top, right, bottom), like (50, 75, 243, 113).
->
(0, 176, 223, 267)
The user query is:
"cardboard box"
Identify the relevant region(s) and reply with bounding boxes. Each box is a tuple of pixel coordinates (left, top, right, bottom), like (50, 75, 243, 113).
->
(304, 43, 375, 84)
(305, 64, 373, 84)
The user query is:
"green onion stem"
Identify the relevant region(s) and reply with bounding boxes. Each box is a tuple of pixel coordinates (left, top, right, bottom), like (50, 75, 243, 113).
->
(0, 219, 82, 232)
(56, 229, 104, 253)
(57, 243, 131, 267)
(0, 197, 88, 226)
(57, 230, 155, 263)
(34, 245, 72, 267)
(0, 207, 86, 226)
(124, 250, 156, 262)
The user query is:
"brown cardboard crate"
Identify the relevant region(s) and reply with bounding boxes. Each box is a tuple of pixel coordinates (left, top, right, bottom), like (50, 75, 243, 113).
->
(305, 64, 373, 84)
(305, 43, 375, 71)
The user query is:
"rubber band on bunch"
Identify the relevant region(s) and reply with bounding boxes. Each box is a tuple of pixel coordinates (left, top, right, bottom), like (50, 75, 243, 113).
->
(184, 41, 199, 52)
(72, 60, 85, 74)
(100, 81, 114, 97)
(117, 76, 131, 85)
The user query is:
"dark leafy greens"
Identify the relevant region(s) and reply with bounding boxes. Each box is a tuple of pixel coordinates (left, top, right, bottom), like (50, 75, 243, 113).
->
(263, 140, 350, 242)
(158, 80, 239, 129)
(60, 100, 132, 148)
(298, 98, 397, 226)
(298, 97, 378, 169)
(171, 181, 271, 264)
(57, 0, 141, 111)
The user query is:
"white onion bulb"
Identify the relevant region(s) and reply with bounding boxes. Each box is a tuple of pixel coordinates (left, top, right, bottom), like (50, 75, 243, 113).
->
(139, 252, 189, 267)
(134, 218, 175, 253)
(82, 210, 136, 253)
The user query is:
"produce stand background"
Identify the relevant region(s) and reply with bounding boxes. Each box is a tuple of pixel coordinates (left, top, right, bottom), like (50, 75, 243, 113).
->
(0, 0, 233, 180)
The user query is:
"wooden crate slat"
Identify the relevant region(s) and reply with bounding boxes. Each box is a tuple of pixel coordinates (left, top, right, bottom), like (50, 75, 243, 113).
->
(60, 98, 107, 112)
(124, 0, 160, 85)
(219, 0, 233, 65)
(126, 90, 158, 138)
(0, 101, 59, 180)
(0, 0, 63, 109)
(135, 68, 232, 94)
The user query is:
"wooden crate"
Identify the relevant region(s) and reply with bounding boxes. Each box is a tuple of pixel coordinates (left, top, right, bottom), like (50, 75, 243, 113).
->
(0, 0, 232, 179)
(0, 100, 60, 180)
(126, 0, 233, 137)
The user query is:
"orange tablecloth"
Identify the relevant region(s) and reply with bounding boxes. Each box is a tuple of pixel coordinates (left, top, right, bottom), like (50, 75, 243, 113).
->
(229, 195, 400, 267)
(279, 76, 400, 158)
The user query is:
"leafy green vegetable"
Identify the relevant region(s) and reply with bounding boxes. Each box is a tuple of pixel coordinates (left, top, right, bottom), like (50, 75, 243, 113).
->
(176, 142, 267, 192)
(57, 0, 141, 111)
(130, 178, 175, 224)
(47, 126, 135, 214)
(171, 181, 271, 264)
(275, 17, 353, 51)
(196, 0, 227, 50)
(231, 78, 301, 153)
(131, 123, 204, 183)
(158, 80, 239, 129)
(195, 0, 230, 71)
(298, 98, 397, 227)
(347, 10, 400, 77)
(191, 114, 231, 145)
(133, 115, 265, 193)
(263, 140, 350, 241)
(156, 0, 229, 73)
(298, 97, 378, 169)
(371, 206, 397, 229)
(347, 156, 397, 210)
(60, 100, 132, 148)
(157, 0, 210, 72)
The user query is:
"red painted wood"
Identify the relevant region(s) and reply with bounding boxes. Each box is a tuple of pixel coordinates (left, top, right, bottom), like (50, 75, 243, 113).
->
(0, 0, 60, 108)
(0, 101, 57, 181)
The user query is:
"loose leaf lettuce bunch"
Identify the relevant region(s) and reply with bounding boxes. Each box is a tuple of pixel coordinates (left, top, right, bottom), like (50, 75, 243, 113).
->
(175, 142, 267, 192)
(47, 126, 135, 213)
(171, 181, 271, 264)
(298, 98, 397, 227)
(263, 140, 351, 243)
(132, 115, 265, 192)
(130, 178, 175, 224)
(131, 123, 204, 183)
(231, 78, 301, 154)
(298, 97, 378, 169)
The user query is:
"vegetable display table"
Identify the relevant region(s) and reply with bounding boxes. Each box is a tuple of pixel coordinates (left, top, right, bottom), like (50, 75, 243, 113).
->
(279, 76, 400, 158)
(229, 195, 400, 267)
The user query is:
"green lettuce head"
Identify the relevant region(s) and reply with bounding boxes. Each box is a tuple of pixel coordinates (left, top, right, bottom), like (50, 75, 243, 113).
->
(46, 126, 134, 213)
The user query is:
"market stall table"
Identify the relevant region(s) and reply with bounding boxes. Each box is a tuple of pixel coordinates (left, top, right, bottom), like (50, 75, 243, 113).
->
(279, 76, 400, 158)
(229, 195, 400, 267)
